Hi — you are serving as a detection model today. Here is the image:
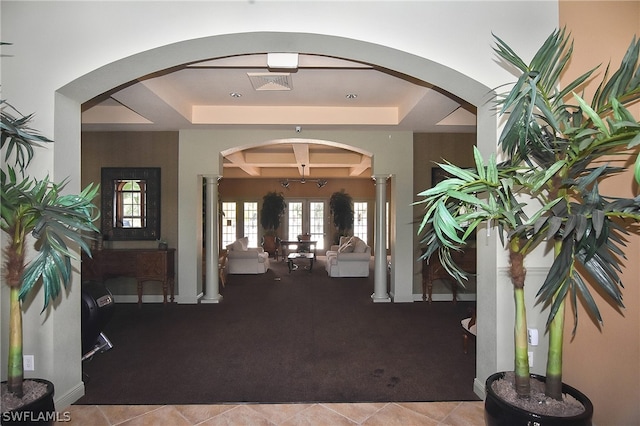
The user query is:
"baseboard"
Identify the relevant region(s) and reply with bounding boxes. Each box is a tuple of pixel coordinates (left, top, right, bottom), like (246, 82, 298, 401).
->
(112, 293, 205, 304)
(112, 294, 167, 304)
(412, 293, 477, 302)
(473, 377, 486, 400)
(55, 381, 85, 411)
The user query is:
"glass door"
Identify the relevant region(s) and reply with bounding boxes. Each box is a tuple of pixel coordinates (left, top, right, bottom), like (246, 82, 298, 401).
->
(286, 200, 326, 251)
(309, 201, 325, 250)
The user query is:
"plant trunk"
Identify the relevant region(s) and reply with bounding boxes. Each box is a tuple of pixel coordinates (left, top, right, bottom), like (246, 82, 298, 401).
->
(8, 287, 24, 398)
(545, 240, 565, 401)
(509, 240, 530, 398)
(545, 301, 565, 400)
(5, 229, 26, 398)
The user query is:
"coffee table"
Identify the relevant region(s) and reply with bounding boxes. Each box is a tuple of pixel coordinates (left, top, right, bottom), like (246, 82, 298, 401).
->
(279, 240, 317, 261)
(287, 252, 315, 273)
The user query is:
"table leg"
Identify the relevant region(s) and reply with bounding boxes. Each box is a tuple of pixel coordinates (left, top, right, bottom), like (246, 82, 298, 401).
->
(137, 281, 143, 307)
(422, 272, 433, 303)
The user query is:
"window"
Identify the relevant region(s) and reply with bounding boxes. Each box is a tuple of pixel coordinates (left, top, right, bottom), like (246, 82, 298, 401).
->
(116, 179, 145, 228)
(386, 201, 390, 250)
(243, 202, 258, 248)
(222, 202, 237, 248)
(284, 200, 326, 250)
(309, 201, 325, 250)
(101, 167, 160, 240)
(287, 201, 303, 241)
(353, 202, 368, 243)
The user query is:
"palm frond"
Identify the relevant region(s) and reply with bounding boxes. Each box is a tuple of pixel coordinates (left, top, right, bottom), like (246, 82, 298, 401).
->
(1, 101, 52, 175)
(1, 172, 100, 308)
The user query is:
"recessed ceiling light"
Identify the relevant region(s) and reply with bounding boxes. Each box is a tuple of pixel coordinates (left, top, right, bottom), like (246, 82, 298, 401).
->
(229, 92, 242, 98)
(346, 94, 357, 99)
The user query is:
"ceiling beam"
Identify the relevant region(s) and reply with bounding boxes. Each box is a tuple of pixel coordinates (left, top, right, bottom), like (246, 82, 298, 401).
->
(225, 151, 261, 176)
(292, 144, 310, 175)
(350, 156, 371, 177)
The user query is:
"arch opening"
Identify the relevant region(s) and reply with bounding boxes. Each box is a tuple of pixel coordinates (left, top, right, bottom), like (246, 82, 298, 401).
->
(59, 31, 497, 402)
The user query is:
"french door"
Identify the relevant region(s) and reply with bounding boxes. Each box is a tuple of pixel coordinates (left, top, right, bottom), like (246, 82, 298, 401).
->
(286, 200, 327, 251)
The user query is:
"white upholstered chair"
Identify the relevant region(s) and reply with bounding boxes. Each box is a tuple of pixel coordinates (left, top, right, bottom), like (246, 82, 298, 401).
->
(325, 236, 371, 277)
(226, 237, 270, 274)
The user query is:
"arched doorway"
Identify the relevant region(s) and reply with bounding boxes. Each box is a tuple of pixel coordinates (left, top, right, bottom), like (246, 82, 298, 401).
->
(208, 138, 376, 293)
(58, 32, 497, 399)
(220, 137, 374, 252)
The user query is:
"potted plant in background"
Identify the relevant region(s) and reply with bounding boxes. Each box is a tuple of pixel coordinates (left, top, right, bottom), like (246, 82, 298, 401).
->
(417, 29, 640, 425)
(260, 191, 286, 257)
(1, 99, 100, 422)
(329, 190, 354, 244)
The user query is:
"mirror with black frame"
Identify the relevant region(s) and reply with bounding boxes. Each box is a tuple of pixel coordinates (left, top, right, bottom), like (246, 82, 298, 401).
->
(101, 167, 161, 241)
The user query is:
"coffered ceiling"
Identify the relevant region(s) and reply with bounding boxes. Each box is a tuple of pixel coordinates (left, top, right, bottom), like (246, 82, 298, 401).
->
(82, 53, 476, 179)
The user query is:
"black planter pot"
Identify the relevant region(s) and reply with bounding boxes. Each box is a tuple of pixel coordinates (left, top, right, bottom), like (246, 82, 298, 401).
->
(485, 372, 593, 426)
(1, 379, 55, 425)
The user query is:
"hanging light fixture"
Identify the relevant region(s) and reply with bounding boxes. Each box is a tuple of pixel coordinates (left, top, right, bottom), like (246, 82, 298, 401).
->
(280, 164, 327, 189)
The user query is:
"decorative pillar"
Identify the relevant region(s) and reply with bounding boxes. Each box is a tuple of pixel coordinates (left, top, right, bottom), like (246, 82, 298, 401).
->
(201, 176, 223, 303)
(372, 175, 391, 303)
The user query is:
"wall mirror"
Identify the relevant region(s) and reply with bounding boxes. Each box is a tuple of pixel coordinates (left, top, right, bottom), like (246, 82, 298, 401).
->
(101, 167, 161, 240)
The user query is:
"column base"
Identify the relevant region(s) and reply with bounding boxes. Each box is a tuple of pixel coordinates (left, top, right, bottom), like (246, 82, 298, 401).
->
(371, 293, 391, 303)
(200, 294, 223, 304)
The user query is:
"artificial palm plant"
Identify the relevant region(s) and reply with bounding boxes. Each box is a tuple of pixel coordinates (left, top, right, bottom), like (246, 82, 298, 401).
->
(1, 100, 100, 398)
(417, 28, 640, 401)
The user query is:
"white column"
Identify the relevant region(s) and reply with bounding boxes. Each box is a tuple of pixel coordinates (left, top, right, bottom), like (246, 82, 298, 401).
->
(201, 176, 223, 303)
(372, 175, 391, 303)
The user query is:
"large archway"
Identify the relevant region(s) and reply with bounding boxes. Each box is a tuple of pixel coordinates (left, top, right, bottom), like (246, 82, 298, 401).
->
(57, 32, 497, 399)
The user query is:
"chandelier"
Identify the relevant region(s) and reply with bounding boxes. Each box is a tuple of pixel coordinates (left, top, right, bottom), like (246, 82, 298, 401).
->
(280, 164, 328, 189)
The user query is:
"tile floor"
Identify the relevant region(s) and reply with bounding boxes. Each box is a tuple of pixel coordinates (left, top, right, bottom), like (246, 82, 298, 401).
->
(58, 401, 485, 425)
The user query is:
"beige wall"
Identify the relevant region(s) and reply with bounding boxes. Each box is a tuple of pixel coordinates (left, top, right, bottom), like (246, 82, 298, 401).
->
(81, 132, 179, 298)
(560, 2, 640, 425)
(82, 131, 179, 250)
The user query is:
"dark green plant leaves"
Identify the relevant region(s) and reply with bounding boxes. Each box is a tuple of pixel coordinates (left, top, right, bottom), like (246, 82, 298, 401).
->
(418, 28, 640, 340)
(2, 102, 100, 310)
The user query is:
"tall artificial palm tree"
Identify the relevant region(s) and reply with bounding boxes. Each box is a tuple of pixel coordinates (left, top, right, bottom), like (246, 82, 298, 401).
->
(1, 99, 100, 398)
(417, 29, 640, 400)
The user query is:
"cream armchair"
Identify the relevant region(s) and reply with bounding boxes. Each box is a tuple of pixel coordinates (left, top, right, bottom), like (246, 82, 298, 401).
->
(325, 236, 371, 277)
(226, 237, 270, 274)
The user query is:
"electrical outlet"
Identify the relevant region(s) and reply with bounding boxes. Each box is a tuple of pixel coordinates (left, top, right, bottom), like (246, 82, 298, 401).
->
(528, 328, 539, 346)
(528, 351, 533, 368)
(24, 355, 35, 371)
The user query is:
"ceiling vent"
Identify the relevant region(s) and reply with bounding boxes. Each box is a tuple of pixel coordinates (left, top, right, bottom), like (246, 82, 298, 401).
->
(247, 72, 292, 91)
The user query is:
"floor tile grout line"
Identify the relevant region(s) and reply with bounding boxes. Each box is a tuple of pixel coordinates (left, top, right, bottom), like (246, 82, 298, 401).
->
(318, 401, 388, 424)
(68, 402, 486, 425)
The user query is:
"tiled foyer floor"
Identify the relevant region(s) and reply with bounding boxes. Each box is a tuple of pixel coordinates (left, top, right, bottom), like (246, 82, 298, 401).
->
(59, 401, 485, 425)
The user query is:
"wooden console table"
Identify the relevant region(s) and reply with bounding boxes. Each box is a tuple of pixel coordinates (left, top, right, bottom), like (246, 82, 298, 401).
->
(82, 249, 175, 306)
(422, 247, 476, 303)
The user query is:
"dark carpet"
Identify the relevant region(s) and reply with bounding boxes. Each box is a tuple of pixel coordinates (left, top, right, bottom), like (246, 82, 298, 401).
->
(77, 256, 479, 405)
